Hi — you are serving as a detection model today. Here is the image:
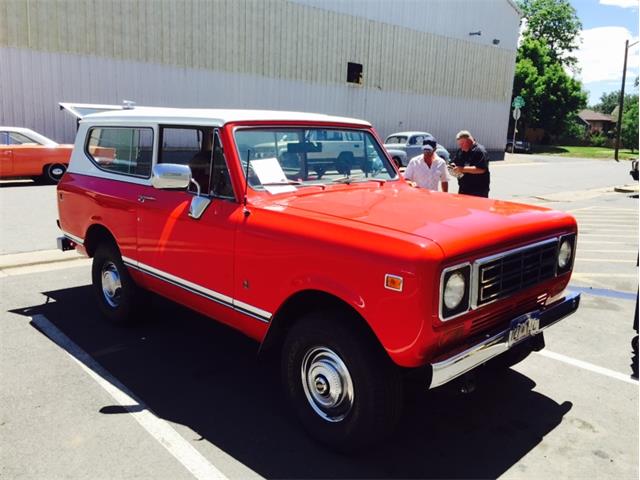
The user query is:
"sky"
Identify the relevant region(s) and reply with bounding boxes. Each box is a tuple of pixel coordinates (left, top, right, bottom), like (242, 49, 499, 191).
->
(570, 0, 639, 106)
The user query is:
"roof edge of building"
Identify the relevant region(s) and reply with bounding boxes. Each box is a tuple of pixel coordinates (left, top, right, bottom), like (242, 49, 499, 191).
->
(506, 0, 523, 17)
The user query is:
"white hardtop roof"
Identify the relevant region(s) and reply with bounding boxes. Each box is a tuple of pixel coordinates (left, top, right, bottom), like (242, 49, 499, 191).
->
(80, 107, 372, 127)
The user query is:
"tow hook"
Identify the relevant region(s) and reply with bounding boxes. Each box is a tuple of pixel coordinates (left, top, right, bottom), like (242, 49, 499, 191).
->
(459, 372, 476, 394)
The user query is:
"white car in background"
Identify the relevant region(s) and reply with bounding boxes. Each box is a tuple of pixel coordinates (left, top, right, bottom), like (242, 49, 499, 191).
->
(383, 131, 451, 167)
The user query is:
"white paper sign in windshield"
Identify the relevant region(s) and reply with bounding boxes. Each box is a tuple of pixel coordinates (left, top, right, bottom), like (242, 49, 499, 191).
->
(250, 157, 296, 194)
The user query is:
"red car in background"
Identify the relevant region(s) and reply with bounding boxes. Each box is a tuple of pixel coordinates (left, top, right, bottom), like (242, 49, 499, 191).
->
(0, 127, 72, 183)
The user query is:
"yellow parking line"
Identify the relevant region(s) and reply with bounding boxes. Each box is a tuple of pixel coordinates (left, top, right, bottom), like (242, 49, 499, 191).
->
(578, 240, 633, 246)
(567, 206, 598, 213)
(578, 234, 637, 238)
(576, 258, 636, 264)
(572, 272, 637, 278)
(577, 224, 638, 228)
(492, 163, 543, 167)
(586, 209, 638, 212)
(577, 249, 638, 253)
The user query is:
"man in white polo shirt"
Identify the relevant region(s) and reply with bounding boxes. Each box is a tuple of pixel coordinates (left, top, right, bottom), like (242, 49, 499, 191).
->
(403, 139, 449, 192)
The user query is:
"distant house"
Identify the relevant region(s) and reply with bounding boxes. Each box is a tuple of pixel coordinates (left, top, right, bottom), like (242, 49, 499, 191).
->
(578, 109, 617, 134)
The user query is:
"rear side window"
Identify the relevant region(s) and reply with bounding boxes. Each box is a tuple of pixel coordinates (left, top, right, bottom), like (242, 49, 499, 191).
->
(86, 127, 153, 178)
(5, 132, 37, 145)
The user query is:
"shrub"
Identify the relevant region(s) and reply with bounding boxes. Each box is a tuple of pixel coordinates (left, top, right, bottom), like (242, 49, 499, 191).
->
(589, 132, 608, 147)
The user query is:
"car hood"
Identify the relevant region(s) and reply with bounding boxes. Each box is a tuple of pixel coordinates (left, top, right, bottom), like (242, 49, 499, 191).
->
(271, 183, 576, 258)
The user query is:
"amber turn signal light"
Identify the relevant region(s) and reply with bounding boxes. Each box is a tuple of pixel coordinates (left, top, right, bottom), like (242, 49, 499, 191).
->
(384, 274, 403, 292)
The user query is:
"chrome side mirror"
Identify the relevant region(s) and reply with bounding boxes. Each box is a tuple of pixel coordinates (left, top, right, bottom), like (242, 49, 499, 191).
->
(151, 164, 210, 219)
(151, 164, 192, 190)
(186, 177, 211, 219)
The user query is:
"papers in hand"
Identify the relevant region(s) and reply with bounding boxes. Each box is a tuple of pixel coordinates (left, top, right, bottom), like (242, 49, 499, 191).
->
(250, 157, 297, 194)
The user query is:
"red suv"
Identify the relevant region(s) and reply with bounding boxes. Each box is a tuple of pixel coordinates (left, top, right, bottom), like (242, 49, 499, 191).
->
(57, 107, 580, 451)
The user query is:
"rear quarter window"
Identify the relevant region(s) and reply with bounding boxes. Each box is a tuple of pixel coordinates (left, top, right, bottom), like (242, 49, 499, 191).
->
(86, 127, 153, 178)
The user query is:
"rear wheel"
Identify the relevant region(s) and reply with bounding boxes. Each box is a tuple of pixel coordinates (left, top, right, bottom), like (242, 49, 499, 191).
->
(392, 157, 402, 169)
(43, 163, 66, 184)
(91, 242, 141, 325)
(281, 311, 403, 452)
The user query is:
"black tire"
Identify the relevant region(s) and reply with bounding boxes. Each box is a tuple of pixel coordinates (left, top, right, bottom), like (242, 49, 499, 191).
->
(91, 242, 140, 325)
(43, 163, 66, 184)
(281, 310, 403, 452)
(392, 157, 403, 169)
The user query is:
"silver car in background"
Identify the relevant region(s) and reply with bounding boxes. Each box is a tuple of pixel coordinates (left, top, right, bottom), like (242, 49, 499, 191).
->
(383, 131, 451, 167)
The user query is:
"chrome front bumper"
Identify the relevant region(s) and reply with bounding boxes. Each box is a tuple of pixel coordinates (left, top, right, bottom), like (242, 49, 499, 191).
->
(429, 292, 581, 389)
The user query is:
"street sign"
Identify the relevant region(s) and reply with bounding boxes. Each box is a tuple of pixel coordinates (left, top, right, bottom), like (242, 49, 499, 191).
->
(512, 96, 525, 108)
(513, 107, 521, 120)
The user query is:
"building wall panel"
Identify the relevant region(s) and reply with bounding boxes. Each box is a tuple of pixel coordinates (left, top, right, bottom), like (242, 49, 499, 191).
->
(2, 46, 511, 154)
(0, 0, 519, 155)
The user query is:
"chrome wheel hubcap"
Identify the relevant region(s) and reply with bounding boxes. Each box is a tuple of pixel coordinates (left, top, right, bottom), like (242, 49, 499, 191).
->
(101, 261, 122, 308)
(50, 165, 65, 179)
(301, 346, 354, 422)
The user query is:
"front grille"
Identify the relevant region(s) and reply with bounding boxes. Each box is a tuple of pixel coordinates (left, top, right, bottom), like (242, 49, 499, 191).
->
(476, 239, 558, 306)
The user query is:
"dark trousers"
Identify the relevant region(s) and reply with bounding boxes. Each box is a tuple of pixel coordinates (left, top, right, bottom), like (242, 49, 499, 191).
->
(459, 188, 489, 198)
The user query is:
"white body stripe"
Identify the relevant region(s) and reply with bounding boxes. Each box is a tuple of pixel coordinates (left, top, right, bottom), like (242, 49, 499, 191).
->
(62, 231, 85, 245)
(232, 299, 273, 320)
(121, 256, 271, 322)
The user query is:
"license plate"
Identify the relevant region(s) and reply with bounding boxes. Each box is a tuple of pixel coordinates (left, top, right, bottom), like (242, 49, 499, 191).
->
(508, 315, 540, 347)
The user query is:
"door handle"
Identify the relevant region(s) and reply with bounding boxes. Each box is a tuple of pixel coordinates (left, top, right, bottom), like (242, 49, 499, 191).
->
(137, 195, 156, 203)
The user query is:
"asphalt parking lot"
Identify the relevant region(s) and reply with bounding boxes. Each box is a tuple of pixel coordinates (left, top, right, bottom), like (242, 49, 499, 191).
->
(1, 154, 638, 479)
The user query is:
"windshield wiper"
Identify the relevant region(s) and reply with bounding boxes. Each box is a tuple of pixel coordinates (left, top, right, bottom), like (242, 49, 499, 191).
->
(260, 181, 326, 190)
(260, 181, 303, 186)
(331, 176, 386, 185)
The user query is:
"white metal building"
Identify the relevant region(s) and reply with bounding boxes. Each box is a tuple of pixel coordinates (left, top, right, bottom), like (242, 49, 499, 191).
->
(0, 0, 521, 157)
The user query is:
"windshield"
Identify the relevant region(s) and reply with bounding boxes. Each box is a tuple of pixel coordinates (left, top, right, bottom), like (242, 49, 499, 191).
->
(234, 128, 398, 192)
(385, 135, 407, 144)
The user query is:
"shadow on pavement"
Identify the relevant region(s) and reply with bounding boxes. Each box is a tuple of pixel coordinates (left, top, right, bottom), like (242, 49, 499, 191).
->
(12, 286, 573, 479)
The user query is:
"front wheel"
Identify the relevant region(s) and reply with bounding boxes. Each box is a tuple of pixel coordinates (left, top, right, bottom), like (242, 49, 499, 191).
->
(281, 311, 403, 452)
(43, 163, 66, 184)
(91, 242, 141, 325)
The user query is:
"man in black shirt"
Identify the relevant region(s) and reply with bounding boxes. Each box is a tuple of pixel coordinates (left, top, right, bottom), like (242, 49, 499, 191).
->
(451, 130, 490, 197)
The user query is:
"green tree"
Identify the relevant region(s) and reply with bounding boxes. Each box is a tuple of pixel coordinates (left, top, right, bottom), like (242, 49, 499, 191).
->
(592, 90, 638, 115)
(621, 98, 639, 152)
(518, 0, 582, 68)
(513, 37, 587, 136)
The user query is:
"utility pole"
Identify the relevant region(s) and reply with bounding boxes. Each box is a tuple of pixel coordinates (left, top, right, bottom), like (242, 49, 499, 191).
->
(615, 39, 639, 161)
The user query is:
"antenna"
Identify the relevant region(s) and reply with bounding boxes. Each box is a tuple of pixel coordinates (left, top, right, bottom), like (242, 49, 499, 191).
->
(243, 149, 251, 217)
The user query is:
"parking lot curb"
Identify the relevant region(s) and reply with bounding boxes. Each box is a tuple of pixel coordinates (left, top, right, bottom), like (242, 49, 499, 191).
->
(0, 249, 84, 269)
(613, 184, 639, 193)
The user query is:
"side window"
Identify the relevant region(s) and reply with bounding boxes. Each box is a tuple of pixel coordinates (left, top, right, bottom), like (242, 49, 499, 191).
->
(8, 132, 37, 145)
(210, 131, 235, 199)
(160, 126, 212, 194)
(0, 132, 7, 145)
(86, 127, 153, 177)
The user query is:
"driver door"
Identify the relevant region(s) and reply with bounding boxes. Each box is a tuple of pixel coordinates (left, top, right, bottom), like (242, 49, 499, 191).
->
(136, 126, 242, 315)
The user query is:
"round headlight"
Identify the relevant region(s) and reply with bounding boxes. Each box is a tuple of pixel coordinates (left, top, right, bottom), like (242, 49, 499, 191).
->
(558, 240, 573, 269)
(444, 271, 466, 310)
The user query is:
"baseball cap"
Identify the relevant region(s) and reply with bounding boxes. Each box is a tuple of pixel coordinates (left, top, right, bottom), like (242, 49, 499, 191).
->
(421, 143, 434, 152)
